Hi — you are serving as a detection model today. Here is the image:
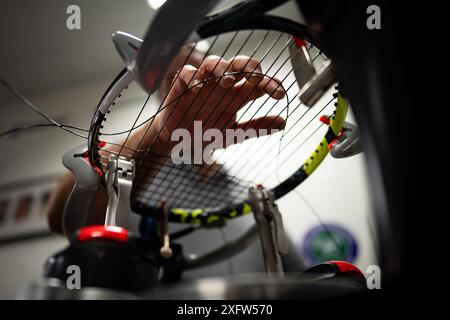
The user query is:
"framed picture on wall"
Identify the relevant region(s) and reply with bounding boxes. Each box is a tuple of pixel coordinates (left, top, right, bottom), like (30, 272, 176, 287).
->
(0, 174, 60, 242)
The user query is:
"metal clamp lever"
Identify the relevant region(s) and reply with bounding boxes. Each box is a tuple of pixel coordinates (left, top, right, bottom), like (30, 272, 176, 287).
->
(330, 121, 363, 158)
(104, 155, 135, 229)
(320, 115, 363, 158)
(248, 186, 288, 279)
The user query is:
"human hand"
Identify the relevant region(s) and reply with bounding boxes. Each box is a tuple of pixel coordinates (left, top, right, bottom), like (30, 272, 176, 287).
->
(155, 54, 286, 150)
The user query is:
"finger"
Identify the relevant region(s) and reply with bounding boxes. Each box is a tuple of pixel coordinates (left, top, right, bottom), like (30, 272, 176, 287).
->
(229, 55, 263, 84)
(235, 115, 286, 134)
(198, 55, 235, 88)
(175, 64, 203, 93)
(256, 76, 286, 99)
(223, 86, 265, 116)
(234, 75, 285, 100)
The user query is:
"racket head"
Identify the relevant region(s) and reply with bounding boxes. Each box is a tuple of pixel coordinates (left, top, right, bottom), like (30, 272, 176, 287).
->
(88, 20, 349, 225)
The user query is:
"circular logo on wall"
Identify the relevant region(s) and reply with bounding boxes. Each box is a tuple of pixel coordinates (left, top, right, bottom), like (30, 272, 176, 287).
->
(302, 224, 358, 266)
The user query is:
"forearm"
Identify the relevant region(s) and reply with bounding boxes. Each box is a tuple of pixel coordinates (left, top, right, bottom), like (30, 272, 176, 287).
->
(47, 171, 75, 233)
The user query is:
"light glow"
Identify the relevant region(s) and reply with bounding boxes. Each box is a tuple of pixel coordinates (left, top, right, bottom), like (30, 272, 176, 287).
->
(146, 0, 167, 10)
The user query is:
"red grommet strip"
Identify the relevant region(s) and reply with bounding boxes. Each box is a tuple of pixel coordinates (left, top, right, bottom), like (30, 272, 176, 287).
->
(293, 37, 306, 48)
(319, 115, 331, 125)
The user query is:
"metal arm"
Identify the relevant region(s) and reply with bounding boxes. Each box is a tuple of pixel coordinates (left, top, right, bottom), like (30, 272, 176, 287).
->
(62, 145, 100, 237)
(248, 186, 288, 279)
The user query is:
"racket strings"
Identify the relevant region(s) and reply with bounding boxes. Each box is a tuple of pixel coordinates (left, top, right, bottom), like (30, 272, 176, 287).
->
(128, 31, 273, 206)
(99, 30, 332, 209)
(133, 35, 222, 158)
(138, 32, 289, 206)
(169, 49, 328, 206)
